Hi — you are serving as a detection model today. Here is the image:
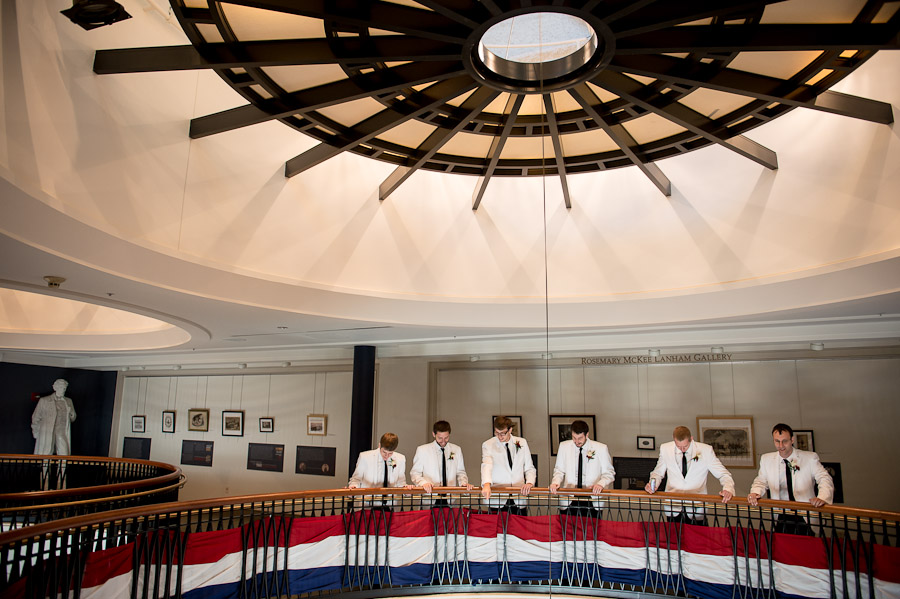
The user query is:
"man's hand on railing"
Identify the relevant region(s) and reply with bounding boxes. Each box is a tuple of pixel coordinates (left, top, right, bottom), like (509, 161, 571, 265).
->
(549, 483, 559, 494)
(592, 483, 604, 495)
(809, 497, 826, 508)
(720, 489, 733, 503)
(520, 483, 533, 496)
(422, 482, 433, 493)
(348, 483, 358, 489)
(481, 483, 491, 500)
(644, 481, 657, 494)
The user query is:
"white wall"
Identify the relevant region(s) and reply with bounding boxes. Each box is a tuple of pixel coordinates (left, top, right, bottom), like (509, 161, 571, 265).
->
(116, 370, 352, 500)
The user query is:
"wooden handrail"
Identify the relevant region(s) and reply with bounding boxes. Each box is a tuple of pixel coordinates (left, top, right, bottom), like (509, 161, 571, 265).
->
(2, 486, 897, 546)
(0, 454, 182, 501)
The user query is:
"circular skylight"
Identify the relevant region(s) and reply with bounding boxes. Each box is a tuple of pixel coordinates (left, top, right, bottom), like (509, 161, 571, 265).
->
(478, 12, 597, 82)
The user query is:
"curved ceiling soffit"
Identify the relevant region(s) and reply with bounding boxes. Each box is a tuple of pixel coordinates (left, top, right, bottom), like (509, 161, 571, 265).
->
(93, 0, 899, 208)
(0, 281, 206, 351)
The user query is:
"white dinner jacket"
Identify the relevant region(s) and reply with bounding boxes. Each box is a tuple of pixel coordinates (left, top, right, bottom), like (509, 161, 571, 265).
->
(481, 435, 536, 507)
(750, 449, 834, 505)
(551, 439, 615, 508)
(649, 440, 735, 517)
(410, 441, 469, 487)
(348, 449, 407, 489)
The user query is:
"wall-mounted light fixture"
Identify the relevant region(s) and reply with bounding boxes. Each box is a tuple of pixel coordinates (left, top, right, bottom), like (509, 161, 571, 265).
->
(711, 346, 724, 354)
(648, 349, 661, 357)
(810, 342, 824, 351)
(61, 0, 132, 30)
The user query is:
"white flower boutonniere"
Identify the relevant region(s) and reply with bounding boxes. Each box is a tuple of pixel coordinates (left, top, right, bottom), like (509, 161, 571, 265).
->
(691, 455, 699, 462)
(388, 458, 397, 470)
(448, 452, 456, 461)
(586, 450, 596, 461)
(514, 440, 522, 450)
(789, 460, 800, 472)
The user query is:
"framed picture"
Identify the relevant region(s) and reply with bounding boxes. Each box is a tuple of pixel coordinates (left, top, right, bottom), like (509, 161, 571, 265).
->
(549, 414, 596, 455)
(491, 415, 523, 437)
(131, 415, 146, 433)
(222, 410, 244, 436)
(296, 445, 337, 476)
(259, 417, 274, 433)
(794, 429, 815, 452)
(637, 435, 655, 450)
(162, 410, 176, 433)
(696, 416, 755, 468)
(307, 414, 327, 436)
(188, 408, 209, 432)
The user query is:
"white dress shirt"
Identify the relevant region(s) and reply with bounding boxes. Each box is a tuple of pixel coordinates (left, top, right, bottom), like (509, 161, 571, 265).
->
(349, 449, 407, 488)
(410, 441, 469, 489)
(649, 440, 735, 517)
(481, 435, 536, 507)
(750, 449, 834, 504)
(551, 439, 615, 508)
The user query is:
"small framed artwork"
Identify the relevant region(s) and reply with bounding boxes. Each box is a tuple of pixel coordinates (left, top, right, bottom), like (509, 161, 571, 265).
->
(696, 416, 755, 468)
(131, 415, 146, 434)
(162, 410, 176, 433)
(222, 410, 244, 436)
(188, 408, 209, 432)
(549, 415, 596, 455)
(259, 417, 274, 433)
(307, 414, 327, 436)
(637, 435, 655, 450)
(794, 429, 815, 452)
(491, 415, 523, 437)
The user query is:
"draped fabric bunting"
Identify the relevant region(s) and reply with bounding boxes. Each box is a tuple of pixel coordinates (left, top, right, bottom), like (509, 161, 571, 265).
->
(73, 509, 900, 599)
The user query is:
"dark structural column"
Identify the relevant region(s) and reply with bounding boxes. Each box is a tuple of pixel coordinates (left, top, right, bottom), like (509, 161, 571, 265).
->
(348, 345, 376, 473)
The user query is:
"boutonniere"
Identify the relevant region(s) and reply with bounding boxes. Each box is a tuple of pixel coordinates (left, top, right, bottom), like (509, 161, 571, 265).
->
(448, 452, 455, 460)
(586, 450, 596, 461)
(387, 458, 397, 470)
(691, 455, 699, 462)
(514, 440, 522, 450)
(789, 460, 799, 472)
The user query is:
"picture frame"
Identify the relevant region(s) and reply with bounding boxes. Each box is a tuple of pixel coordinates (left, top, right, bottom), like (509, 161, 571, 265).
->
(259, 417, 274, 433)
(696, 416, 755, 468)
(307, 414, 327, 436)
(222, 410, 244, 437)
(187, 408, 209, 432)
(637, 435, 655, 450)
(549, 414, 596, 456)
(162, 410, 176, 433)
(794, 429, 815, 452)
(491, 414, 523, 437)
(131, 415, 146, 434)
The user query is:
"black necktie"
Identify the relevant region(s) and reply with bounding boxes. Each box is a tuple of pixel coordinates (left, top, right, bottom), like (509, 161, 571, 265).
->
(441, 446, 447, 487)
(784, 458, 796, 501)
(383, 460, 388, 488)
(682, 452, 688, 477)
(577, 446, 583, 489)
(505, 443, 513, 468)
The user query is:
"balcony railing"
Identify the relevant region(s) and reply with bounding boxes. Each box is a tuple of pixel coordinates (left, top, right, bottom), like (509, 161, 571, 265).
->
(0, 455, 183, 530)
(0, 488, 897, 599)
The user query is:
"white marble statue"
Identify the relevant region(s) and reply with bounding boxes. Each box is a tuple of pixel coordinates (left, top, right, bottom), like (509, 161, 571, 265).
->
(31, 379, 77, 455)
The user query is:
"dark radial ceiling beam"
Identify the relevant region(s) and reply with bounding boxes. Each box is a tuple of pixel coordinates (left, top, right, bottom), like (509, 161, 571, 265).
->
(612, 0, 788, 38)
(542, 94, 572, 209)
(568, 84, 672, 196)
(94, 38, 462, 73)
(412, 0, 485, 29)
(616, 24, 900, 53)
(609, 54, 895, 124)
(379, 87, 500, 201)
(285, 76, 478, 177)
(190, 61, 467, 138)
(216, 0, 470, 43)
(594, 70, 778, 169)
(473, 94, 525, 211)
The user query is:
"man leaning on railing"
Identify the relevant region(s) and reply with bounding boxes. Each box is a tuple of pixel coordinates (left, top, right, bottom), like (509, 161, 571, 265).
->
(747, 422, 834, 535)
(549, 419, 615, 517)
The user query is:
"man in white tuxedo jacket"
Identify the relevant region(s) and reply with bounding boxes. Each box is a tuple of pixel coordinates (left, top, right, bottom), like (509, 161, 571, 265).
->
(748, 423, 833, 534)
(645, 426, 735, 524)
(481, 416, 536, 514)
(349, 433, 411, 507)
(550, 419, 615, 515)
(410, 420, 472, 505)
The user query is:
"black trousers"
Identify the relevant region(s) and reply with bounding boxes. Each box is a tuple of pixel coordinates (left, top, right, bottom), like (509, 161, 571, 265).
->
(490, 498, 528, 516)
(561, 500, 600, 518)
(775, 514, 813, 536)
(667, 511, 707, 526)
